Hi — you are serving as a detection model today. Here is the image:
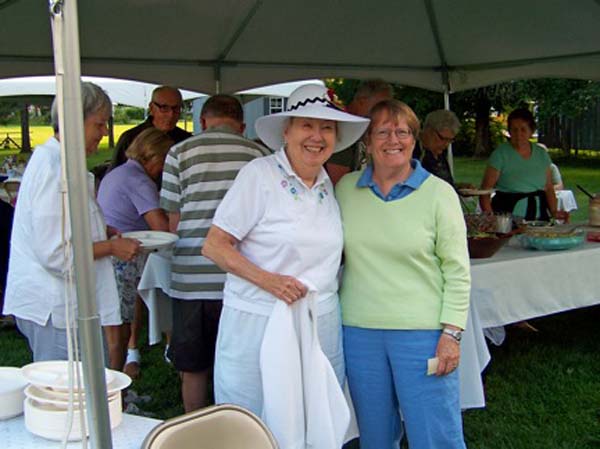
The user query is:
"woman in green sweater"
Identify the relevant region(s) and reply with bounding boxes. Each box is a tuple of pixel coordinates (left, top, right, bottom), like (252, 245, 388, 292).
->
(336, 100, 471, 449)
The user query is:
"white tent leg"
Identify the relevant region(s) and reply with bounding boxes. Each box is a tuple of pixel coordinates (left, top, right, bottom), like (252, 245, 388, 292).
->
(444, 90, 454, 177)
(49, 1, 113, 448)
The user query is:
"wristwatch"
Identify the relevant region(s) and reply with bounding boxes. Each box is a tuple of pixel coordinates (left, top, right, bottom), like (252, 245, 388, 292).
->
(442, 327, 463, 342)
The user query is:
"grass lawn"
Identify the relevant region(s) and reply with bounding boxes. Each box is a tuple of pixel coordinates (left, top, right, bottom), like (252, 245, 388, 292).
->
(0, 121, 192, 169)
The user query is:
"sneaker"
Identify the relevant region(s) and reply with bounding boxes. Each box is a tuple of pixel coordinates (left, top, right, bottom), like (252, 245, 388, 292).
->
(124, 348, 141, 379)
(163, 345, 172, 364)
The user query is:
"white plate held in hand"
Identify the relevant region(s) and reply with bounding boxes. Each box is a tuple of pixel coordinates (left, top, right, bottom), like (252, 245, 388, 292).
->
(121, 230, 178, 252)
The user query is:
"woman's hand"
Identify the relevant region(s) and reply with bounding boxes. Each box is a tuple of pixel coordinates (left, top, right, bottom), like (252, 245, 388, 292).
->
(109, 237, 140, 262)
(203, 225, 309, 305)
(479, 166, 500, 212)
(435, 330, 461, 376)
(261, 272, 308, 304)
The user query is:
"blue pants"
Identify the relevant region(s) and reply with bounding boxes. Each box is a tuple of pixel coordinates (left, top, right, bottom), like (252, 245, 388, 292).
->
(344, 326, 466, 449)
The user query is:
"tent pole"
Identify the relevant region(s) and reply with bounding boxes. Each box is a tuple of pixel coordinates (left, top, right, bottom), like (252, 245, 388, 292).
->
(444, 90, 455, 176)
(49, 1, 112, 448)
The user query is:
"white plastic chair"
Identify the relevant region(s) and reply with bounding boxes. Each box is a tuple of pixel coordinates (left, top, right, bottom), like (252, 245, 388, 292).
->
(141, 404, 278, 449)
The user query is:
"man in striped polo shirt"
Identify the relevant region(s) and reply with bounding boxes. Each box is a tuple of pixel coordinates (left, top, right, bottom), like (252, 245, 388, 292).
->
(160, 95, 270, 412)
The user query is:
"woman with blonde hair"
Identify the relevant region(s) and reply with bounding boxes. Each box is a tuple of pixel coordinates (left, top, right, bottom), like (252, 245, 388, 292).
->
(98, 127, 174, 373)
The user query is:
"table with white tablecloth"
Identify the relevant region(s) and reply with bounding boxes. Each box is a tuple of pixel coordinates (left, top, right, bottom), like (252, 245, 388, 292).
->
(0, 413, 162, 449)
(137, 237, 600, 410)
(138, 252, 173, 346)
(555, 189, 578, 212)
(470, 237, 600, 328)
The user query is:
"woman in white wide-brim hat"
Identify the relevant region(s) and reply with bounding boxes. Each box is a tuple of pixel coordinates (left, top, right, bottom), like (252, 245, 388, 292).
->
(202, 84, 369, 448)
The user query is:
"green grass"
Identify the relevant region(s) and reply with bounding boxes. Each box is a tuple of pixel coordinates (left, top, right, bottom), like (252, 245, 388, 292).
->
(0, 122, 192, 170)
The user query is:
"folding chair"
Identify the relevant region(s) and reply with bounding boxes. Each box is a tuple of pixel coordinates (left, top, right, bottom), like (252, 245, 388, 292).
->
(141, 404, 278, 449)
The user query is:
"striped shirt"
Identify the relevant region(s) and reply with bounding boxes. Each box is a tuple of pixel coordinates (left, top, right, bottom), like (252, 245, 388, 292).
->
(160, 126, 270, 300)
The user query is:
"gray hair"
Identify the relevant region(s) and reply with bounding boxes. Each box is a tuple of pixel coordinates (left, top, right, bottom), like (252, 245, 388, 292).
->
(353, 79, 394, 100)
(51, 82, 112, 133)
(423, 109, 461, 135)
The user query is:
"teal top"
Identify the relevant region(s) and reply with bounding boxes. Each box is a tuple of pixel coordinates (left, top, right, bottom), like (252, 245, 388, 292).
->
(336, 171, 471, 330)
(488, 142, 551, 216)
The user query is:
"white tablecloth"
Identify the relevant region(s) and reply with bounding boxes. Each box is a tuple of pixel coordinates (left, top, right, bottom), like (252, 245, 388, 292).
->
(138, 252, 172, 346)
(471, 237, 600, 328)
(0, 413, 161, 449)
(556, 190, 578, 212)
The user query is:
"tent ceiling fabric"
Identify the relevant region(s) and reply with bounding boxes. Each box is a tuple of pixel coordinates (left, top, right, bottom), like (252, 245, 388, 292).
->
(1, 0, 600, 93)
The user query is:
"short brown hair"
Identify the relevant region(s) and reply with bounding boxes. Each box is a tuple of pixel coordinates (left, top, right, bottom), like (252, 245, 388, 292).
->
(365, 99, 420, 141)
(201, 94, 243, 123)
(125, 128, 174, 164)
(507, 108, 536, 132)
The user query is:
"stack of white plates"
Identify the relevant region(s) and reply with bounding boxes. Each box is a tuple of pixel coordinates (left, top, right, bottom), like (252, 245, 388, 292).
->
(0, 367, 28, 420)
(21, 361, 131, 441)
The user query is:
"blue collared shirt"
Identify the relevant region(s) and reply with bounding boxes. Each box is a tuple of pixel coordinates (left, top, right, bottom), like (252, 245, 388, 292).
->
(356, 159, 430, 201)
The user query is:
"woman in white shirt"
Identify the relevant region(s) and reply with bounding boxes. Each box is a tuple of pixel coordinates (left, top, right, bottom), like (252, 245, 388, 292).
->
(3, 82, 140, 363)
(202, 84, 368, 448)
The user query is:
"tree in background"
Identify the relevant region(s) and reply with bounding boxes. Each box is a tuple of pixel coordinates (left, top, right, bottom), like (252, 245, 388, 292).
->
(522, 79, 600, 157)
(0, 100, 19, 126)
(327, 78, 600, 158)
(452, 83, 529, 157)
(326, 78, 520, 157)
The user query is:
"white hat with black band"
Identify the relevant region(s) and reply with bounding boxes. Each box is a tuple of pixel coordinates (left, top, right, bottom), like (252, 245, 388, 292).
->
(255, 84, 370, 153)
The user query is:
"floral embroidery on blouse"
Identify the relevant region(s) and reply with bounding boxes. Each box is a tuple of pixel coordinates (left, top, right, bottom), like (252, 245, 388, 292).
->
(278, 164, 300, 201)
(317, 183, 329, 204)
(277, 162, 329, 203)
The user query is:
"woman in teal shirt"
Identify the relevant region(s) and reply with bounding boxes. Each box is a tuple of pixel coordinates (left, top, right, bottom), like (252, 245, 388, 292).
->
(480, 108, 560, 220)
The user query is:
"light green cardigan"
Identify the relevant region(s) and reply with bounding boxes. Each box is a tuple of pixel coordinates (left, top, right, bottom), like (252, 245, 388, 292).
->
(336, 172, 471, 330)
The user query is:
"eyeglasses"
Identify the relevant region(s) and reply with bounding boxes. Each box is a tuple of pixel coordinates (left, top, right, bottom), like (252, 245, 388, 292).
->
(152, 101, 182, 114)
(373, 128, 413, 141)
(436, 130, 455, 144)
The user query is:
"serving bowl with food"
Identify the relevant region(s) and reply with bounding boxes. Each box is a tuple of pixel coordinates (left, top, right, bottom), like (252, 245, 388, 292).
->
(464, 212, 518, 259)
(518, 226, 585, 251)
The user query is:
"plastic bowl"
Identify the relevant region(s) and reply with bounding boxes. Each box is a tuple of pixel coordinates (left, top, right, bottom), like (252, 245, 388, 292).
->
(0, 367, 28, 420)
(24, 393, 122, 441)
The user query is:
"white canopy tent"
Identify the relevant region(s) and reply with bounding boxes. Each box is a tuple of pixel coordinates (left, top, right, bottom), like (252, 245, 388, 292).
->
(1, 0, 599, 94)
(0, 76, 203, 108)
(0, 76, 323, 107)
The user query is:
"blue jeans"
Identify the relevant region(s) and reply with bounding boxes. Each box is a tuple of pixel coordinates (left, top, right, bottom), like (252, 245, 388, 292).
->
(344, 326, 466, 449)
